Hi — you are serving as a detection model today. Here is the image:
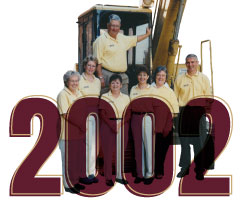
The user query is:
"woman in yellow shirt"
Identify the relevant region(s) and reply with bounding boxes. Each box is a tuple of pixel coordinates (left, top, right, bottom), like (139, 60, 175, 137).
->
(79, 55, 101, 96)
(78, 55, 100, 184)
(152, 66, 179, 179)
(57, 70, 84, 193)
(130, 66, 155, 185)
(100, 74, 130, 186)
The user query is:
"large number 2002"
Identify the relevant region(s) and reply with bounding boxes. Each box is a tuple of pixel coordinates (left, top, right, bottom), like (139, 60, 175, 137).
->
(9, 96, 232, 197)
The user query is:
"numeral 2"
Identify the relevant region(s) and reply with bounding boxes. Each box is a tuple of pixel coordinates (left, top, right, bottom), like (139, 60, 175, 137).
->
(179, 97, 232, 196)
(9, 97, 61, 196)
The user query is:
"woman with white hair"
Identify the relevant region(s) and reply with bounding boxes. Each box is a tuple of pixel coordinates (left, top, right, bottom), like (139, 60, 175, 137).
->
(57, 70, 84, 193)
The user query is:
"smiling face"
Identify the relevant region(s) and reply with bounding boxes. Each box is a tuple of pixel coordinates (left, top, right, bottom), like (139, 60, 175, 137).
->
(107, 20, 121, 39)
(186, 57, 198, 75)
(110, 78, 122, 93)
(67, 75, 79, 93)
(84, 60, 97, 76)
(155, 70, 167, 87)
(137, 71, 149, 85)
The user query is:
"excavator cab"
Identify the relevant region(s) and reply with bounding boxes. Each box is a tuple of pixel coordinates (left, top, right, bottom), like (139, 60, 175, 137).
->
(77, 5, 152, 90)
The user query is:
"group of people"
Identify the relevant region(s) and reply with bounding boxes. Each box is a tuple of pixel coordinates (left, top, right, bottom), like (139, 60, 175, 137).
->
(57, 13, 212, 194)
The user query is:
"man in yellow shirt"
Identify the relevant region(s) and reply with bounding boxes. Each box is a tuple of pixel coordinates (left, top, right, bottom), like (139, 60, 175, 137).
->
(174, 54, 211, 180)
(93, 14, 151, 95)
(174, 55, 211, 107)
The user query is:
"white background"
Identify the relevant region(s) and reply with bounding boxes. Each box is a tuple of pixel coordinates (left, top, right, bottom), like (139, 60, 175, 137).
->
(1, 0, 239, 199)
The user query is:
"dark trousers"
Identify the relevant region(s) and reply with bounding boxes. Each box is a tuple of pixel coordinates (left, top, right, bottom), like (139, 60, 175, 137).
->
(66, 139, 86, 185)
(178, 106, 207, 173)
(100, 120, 129, 180)
(100, 121, 116, 180)
(179, 136, 204, 173)
(131, 114, 144, 178)
(131, 113, 153, 178)
(155, 132, 172, 175)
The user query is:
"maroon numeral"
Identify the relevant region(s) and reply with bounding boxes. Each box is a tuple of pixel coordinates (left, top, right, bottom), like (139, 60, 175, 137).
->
(66, 97, 117, 196)
(9, 97, 61, 196)
(124, 97, 174, 197)
(179, 97, 232, 196)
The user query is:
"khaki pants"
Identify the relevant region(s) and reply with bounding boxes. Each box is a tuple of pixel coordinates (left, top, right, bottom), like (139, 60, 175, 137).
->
(86, 115, 96, 177)
(101, 68, 129, 95)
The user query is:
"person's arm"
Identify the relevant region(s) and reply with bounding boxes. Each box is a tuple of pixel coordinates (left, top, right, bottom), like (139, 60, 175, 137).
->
(57, 92, 86, 135)
(174, 78, 180, 101)
(99, 99, 117, 133)
(93, 38, 105, 87)
(137, 28, 151, 42)
(204, 75, 211, 95)
(96, 63, 105, 87)
(203, 75, 213, 112)
(169, 89, 180, 114)
(57, 92, 69, 116)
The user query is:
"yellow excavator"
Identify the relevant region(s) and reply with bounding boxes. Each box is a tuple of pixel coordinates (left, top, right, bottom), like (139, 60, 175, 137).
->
(76, 0, 213, 173)
(76, 0, 213, 92)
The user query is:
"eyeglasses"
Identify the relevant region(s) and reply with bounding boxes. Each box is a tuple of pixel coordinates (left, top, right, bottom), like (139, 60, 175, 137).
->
(87, 63, 96, 68)
(110, 24, 120, 28)
(69, 80, 79, 83)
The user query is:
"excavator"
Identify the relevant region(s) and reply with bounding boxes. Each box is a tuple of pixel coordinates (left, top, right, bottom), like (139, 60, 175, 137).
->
(75, 0, 214, 178)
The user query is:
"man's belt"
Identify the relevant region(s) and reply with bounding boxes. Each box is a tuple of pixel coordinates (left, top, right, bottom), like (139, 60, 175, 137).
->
(102, 67, 125, 74)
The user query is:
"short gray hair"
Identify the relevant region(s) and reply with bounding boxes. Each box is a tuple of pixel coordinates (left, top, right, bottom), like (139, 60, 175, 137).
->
(185, 54, 198, 61)
(153, 66, 168, 82)
(63, 70, 80, 87)
(108, 14, 121, 23)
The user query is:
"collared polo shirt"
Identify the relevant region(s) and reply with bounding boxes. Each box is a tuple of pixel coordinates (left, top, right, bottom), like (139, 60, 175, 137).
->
(101, 91, 130, 118)
(174, 71, 211, 107)
(79, 73, 101, 96)
(130, 84, 156, 100)
(93, 32, 137, 72)
(57, 87, 82, 140)
(153, 84, 179, 113)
